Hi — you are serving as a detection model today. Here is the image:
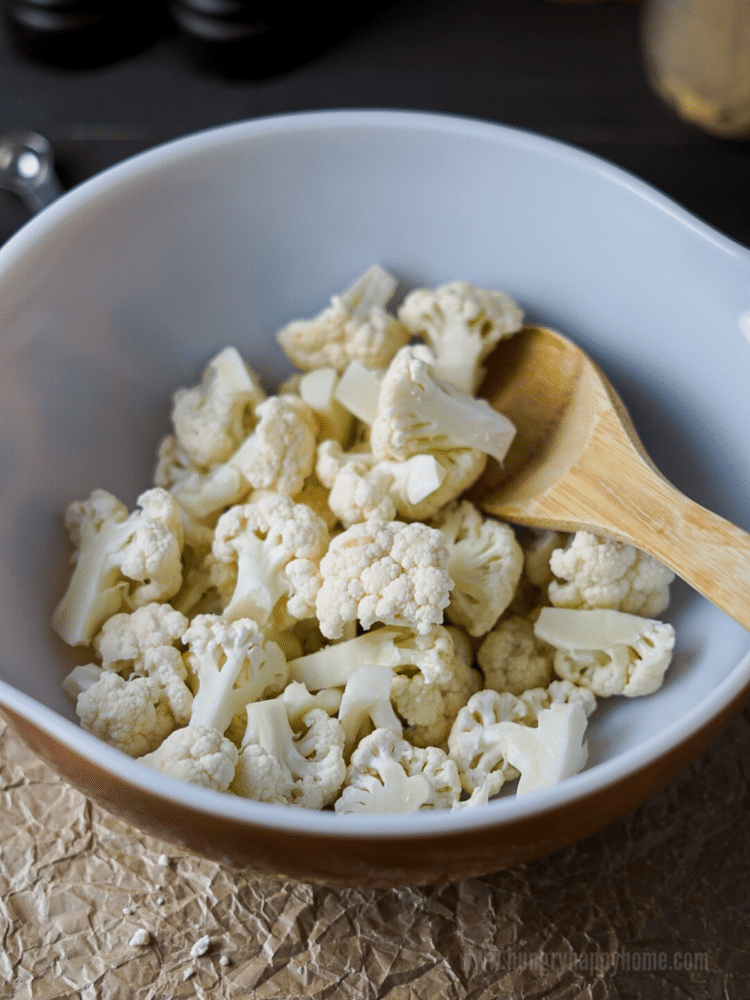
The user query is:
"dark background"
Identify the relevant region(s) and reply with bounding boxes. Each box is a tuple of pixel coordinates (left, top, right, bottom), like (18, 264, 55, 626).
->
(1, 0, 749, 250)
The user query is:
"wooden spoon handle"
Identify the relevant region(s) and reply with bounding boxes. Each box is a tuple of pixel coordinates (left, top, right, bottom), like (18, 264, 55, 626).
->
(581, 462, 750, 632)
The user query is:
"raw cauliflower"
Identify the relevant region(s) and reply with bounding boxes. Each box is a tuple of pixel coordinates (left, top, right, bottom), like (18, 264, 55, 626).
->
(335, 727, 462, 813)
(183, 614, 288, 733)
(76, 670, 177, 757)
(52, 487, 184, 646)
(276, 264, 410, 373)
(210, 493, 329, 626)
(229, 394, 318, 497)
(448, 687, 590, 798)
(477, 617, 555, 696)
(548, 530, 674, 617)
(391, 635, 482, 749)
(398, 279, 524, 394)
(140, 724, 239, 791)
(370, 344, 516, 468)
(93, 602, 188, 673)
(534, 606, 676, 697)
(315, 518, 453, 639)
(232, 697, 346, 809)
(432, 500, 524, 637)
(170, 346, 266, 468)
(315, 440, 449, 527)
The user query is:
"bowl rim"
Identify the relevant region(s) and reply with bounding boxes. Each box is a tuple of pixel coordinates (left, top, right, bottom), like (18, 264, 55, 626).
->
(1, 107, 749, 838)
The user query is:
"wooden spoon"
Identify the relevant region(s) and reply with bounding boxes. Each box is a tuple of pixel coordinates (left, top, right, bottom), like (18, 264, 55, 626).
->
(471, 325, 750, 632)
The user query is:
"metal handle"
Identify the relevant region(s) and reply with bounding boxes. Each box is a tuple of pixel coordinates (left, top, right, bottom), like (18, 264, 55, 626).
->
(0, 131, 65, 215)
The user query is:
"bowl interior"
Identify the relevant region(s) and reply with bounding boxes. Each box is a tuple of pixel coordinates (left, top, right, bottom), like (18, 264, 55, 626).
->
(1, 110, 749, 833)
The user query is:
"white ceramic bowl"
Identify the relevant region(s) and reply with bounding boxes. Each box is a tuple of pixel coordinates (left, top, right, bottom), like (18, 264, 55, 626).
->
(1, 110, 749, 887)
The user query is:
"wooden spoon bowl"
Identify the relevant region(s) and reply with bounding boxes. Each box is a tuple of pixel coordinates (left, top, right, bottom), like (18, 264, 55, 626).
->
(472, 325, 750, 631)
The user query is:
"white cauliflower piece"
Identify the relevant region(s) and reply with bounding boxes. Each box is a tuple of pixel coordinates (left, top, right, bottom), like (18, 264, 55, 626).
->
(337, 662, 403, 757)
(503, 703, 589, 796)
(333, 359, 385, 425)
(315, 518, 453, 639)
(398, 280, 524, 394)
(76, 670, 177, 757)
(171, 346, 266, 468)
(280, 680, 343, 725)
(168, 462, 248, 522)
(370, 345, 516, 468)
(520, 677, 598, 721)
(92, 600, 194, 724)
(210, 493, 329, 625)
(296, 367, 354, 444)
(140, 647, 194, 726)
(231, 697, 346, 810)
(548, 530, 674, 617)
(477, 617, 555, 695)
(448, 688, 534, 795)
(276, 265, 409, 373)
(432, 500, 524, 637)
(140, 724, 239, 791)
(93, 602, 188, 672)
(391, 641, 482, 749)
(315, 440, 454, 527)
(184, 614, 288, 733)
(335, 727, 462, 813)
(289, 623, 457, 689)
(228, 394, 318, 497)
(534, 606, 676, 697)
(52, 488, 184, 646)
(448, 687, 589, 798)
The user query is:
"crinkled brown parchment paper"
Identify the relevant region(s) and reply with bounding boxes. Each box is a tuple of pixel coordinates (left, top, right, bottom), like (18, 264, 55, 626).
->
(1, 707, 749, 999)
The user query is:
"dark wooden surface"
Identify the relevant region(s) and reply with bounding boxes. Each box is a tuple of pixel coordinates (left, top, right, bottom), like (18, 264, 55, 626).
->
(1, 0, 749, 249)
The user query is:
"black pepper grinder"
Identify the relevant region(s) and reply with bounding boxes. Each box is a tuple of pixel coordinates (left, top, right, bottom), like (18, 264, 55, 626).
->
(2, 0, 170, 68)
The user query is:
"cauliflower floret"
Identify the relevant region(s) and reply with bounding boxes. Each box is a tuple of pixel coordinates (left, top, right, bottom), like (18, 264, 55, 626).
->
(477, 617, 555, 695)
(168, 462, 248, 523)
(229, 394, 318, 497)
(336, 727, 462, 813)
(315, 519, 453, 639)
(52, 488, 184, 646)
(280, 680, 343, 724)
(140, 724, 239, 791)
(337, 662, 403, 757)
(232, 697, 346, 809)
(316, 440, 457, 527)
(93, 602, 188, 672)
(520, 677, 598, 721)
(210, 493, 329, 626)
(534, 606, 676, 697)
(448, 687, 589, 798)
(432, 500, 524, 637)
(391, 642, 482, 749)
(289, 623, 457, 689)
(548, 531, 674, 617)
(90, 604, 194, 723)
(76, 671, 177, 757)
(332, 359, 385, 425)
(276, 265, 410, 373)
(168, 392, 321, 524)
(171, 346, 266, 468)
(184, 614, 288, 734)
(370, 345, 516, 468)
(295, 367, 354, 444)
(398, 280, 524, 394)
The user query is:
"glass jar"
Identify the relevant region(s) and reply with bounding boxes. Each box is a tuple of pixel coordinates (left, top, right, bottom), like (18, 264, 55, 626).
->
(641, 0, 750, 138)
